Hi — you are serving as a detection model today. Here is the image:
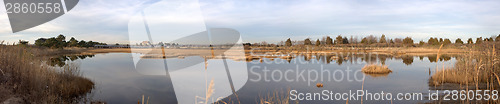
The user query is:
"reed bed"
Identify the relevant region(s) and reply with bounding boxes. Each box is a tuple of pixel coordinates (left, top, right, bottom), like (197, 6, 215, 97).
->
(430, 42, 499, 86)
(429, 42, 500, 103)
(0, 45, 94, 103)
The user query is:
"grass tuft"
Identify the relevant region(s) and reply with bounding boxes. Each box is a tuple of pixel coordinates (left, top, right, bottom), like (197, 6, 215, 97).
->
(361, 64, 392, 74)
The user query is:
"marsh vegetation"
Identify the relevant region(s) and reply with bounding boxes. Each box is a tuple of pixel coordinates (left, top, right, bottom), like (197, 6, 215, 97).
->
(0, 45, 94, 103)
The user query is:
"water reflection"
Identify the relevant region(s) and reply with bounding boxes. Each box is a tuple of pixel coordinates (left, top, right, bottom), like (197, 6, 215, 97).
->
(245, 52, 456, 66)
(49, 55, 95, 66)
(57, 53, 459, 103)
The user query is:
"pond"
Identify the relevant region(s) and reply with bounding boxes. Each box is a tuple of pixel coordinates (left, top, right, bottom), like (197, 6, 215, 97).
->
(57, 52, 457, 103)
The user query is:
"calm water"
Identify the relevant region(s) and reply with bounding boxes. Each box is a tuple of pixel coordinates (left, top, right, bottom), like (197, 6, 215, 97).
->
(57, 53, 456, 103)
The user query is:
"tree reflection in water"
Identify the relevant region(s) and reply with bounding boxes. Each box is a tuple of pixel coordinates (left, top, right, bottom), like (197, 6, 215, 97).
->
(246, 52, 455, 65)
(49, 55, 95, 67)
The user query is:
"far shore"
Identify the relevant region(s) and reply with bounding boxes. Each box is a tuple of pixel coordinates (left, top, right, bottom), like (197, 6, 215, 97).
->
(82, 47, 465, 55)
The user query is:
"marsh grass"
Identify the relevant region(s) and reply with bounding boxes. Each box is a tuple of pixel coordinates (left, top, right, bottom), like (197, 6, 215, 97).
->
(257, 88, 298, 104)
(429, 42, 500, 103)
(0, 45, 94, 103)
(430, 42, 499, 86)
(361, 64, 392, 74)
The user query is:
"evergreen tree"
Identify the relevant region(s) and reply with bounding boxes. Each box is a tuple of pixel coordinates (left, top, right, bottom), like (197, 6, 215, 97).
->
(380, 34, 387, 43)
(304, 38, 312, 45)
(315, 39, 320, 46)
(342, 37, 349, 44)
(403, 37, 414, 46)
(285, 38, 292, 46)
(443, 38, 452, 46)
(335, 35, 343, 44)
(476, 37, 483, 44)
(326, 36, 333, 45)
(455, 38, 463, 44)
(467, 38, 474, 44)
(68, 37, 79, 47)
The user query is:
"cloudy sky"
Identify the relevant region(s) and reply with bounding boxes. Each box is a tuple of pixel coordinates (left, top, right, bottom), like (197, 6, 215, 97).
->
(1, 0, 499, 44)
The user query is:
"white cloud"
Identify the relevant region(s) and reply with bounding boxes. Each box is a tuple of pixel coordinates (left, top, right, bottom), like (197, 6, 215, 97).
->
(0, 0, 499, 44)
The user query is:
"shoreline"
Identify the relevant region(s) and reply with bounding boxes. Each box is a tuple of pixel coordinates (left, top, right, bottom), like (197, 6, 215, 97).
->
(82, 47, 465, 55)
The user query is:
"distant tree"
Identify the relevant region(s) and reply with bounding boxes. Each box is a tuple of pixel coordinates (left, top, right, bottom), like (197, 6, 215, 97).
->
(496, 34, 500, 42)
(335, 35, 343, 44)
(427, 38, 435, 45)
(455, 38, 463, 44)
(342, 37, 349, 44)
(285, 38, 292, 46)
(390, 39, 394, 44)
(18, 40, 28, 45)
(78, 40, 87, 47)
(403, 37, 414, 46)
(467, 38, 474, 44)
(68, 37, 78, 47)
(304, 38, 312, 45)
(56, 34, 66, 47)
(361, 37, 368, 44)
(379, 34, 387, 43)
(476, 37, 483, 44)
(419, 41, 425, 46)
(428, 37, 439, 45)
(47, 38, 60, 48)
(56, 34, 65, 41)
(325, 36, 333, 45)
(315, 39, 320, 46)
(443, 38, 452, 46)
(35, 38, 47, 47)
(439, 38, 443, 43)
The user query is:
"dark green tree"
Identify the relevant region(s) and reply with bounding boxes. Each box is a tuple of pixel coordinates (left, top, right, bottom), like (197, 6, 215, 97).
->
(342, 37, 349, 44)
(335, 35, 343, 44)
(285, 38, 292, 47)
(315, 39, 320, 46)
(476, 37, 483, 44)
(35, 38, 47, 47)
(455, 38, 463, 44)
(326, 36, 333, 45)
(68, 37, 78, 47)
(467, 38, 474, 44)
(403, 37, 414, 46)
(380, 34, 387, 43)
(443, 38, 452, 46)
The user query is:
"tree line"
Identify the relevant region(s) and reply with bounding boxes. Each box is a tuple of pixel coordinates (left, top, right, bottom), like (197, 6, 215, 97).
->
(275, 34, 500, 47)
(34, 34, 106, 48)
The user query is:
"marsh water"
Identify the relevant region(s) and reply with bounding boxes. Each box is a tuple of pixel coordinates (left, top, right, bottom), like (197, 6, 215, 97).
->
(53, 53, 457, 103)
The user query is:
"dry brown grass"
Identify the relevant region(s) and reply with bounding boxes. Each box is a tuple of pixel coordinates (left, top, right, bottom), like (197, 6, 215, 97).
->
(0, 45, 94, 103)
(361, 64, 392, 74)
(257, 88, 298, 104)
(430, 42, 499, 87)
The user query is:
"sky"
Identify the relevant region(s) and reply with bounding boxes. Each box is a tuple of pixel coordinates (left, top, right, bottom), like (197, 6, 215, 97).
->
(0, 0, 499, 44)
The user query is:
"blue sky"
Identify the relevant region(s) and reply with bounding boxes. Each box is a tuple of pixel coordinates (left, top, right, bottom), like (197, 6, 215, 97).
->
(1, 0, 499, 44)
